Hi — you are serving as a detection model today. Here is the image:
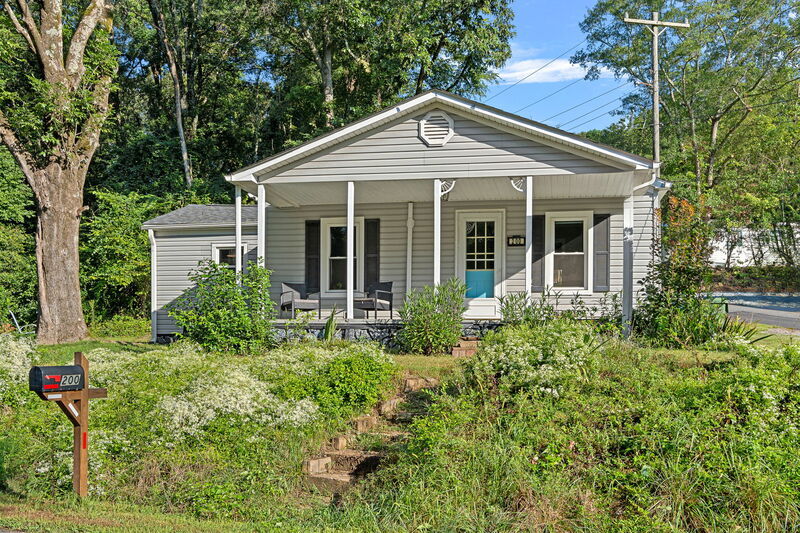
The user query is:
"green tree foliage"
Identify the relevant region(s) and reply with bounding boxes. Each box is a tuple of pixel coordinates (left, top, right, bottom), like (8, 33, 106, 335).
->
(81, 190, 175, 318)
(0, 0, 118, 343)
(1, 0, 515, 326)
(575, 0, 800, 261)
(0, 148, 35, 326)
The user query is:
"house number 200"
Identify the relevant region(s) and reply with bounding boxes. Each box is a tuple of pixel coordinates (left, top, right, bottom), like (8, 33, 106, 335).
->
(61, 374, 81, 386)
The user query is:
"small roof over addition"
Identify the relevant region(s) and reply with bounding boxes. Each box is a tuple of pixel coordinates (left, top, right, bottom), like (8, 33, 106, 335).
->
(141, 204, 258, 229)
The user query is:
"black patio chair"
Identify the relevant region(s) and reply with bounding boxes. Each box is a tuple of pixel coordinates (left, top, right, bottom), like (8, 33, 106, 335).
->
(280, 282, 321, 318)
(354, 281, 394, 320)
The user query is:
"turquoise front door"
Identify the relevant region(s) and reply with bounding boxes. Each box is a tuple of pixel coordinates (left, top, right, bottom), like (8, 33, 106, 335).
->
(464, 220, 496, 298)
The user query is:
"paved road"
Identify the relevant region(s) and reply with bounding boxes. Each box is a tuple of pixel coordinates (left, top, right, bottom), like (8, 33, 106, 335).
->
(714, 292, 800, 329)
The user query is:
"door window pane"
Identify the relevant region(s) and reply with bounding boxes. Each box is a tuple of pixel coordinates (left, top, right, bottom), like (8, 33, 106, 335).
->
(329, 258, 357, 290)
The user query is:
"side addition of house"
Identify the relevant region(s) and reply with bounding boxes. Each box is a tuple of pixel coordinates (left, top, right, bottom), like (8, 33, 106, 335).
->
(144, 90, 668, 340)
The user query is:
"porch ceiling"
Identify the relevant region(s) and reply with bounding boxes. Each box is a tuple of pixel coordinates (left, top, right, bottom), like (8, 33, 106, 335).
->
(260, 171, 650, 208)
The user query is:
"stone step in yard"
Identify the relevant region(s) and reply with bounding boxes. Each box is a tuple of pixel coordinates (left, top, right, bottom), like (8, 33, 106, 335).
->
(452, 336, 480, 357)
(303, 374, 441, 496)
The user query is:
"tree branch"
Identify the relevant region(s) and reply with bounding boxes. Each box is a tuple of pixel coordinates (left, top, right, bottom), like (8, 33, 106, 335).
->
(65, 0, 110, 86)
(4, 3, 36, 53)
(11, 0, 45, 56)
(0, 108, 38, 189)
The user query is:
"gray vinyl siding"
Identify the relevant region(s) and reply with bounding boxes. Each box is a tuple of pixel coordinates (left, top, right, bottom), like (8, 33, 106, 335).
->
(261, 107, 620, 181)
(153, 227, 258, 336)
(264, 203, 408, 308)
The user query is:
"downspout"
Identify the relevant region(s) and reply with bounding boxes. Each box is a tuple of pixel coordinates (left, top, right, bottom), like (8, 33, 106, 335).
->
(148, 229, 158, 343)
(405, 202, 414, 295)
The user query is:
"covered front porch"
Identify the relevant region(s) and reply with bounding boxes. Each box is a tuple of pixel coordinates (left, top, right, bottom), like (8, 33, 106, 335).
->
(231, 170, 652, 322)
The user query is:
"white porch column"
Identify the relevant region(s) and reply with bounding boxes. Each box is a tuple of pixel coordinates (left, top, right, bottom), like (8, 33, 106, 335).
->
(433, 178, 441, 286)
(405, 202, 415, 295)
(257, 183, 266, 268)
(622, 194, 634, 334)
(346, 181, 355, 319)
(525, 176, 533, 299)
(234, 186, 242, 274)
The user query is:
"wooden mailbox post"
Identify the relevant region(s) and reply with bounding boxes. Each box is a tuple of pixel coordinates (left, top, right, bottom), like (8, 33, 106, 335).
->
(28, 352, 107, 497)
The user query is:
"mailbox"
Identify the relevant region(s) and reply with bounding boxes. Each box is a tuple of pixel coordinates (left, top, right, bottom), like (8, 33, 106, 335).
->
(29, 365, 85, 393)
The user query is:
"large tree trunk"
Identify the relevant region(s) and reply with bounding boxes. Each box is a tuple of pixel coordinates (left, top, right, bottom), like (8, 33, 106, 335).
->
(34, 163, 88, 344)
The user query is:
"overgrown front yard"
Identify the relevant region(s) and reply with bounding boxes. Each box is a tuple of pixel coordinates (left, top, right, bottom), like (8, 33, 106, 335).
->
(1, 327, 798, 531)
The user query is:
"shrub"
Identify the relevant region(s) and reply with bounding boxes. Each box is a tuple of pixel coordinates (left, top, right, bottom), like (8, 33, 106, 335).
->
(0, 333, 35, 406)
(498, 290, 621, 335)
(397, 278, 466, 355)
(635, 196, 723, 347)
(709, 265, 800, 292)
(166, 260, 277, 353)
(464, 319, 602, 398)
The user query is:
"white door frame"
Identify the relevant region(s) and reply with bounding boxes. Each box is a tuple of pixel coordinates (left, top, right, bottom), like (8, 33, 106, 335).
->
(455, 209, 506, 316)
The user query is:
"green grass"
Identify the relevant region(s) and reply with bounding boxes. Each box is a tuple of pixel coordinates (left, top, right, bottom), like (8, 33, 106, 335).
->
(4, 328, 800, 532)
(391, 354, 459, 380)
(34, 339, 163, 364)
(0, 494, 258, 533)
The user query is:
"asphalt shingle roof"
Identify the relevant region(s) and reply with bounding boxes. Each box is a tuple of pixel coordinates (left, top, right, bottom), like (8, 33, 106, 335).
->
(142, 204, 258, 228)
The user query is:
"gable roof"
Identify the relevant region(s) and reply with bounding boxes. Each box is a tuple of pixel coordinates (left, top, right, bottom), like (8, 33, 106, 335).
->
(142, 204, 258, 229)
(226, 90, 653, 185)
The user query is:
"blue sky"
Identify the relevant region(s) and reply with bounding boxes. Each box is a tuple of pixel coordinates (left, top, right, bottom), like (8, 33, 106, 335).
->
(481, 0, 630, 133)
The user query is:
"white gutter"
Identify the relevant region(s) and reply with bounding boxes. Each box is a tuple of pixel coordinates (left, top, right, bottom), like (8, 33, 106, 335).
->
(142, 223, 258, 230)
(148, 229, 157, 343)
(405, 202, 414, 294)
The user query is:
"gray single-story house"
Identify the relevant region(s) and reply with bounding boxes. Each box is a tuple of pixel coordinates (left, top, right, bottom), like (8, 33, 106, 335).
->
(143, 90, 668, 341)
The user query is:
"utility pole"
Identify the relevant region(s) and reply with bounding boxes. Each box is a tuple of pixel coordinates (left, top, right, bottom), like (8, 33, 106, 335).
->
(623, 12, 689, 173)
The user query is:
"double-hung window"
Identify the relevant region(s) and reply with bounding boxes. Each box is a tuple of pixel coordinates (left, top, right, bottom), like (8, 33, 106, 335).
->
(321, 217, 364, 294)
(545, 211, 593, 292)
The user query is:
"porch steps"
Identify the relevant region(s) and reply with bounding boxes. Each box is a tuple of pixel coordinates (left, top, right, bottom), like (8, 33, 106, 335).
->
(303, 374, 440, 496)
(452, 336, 480, 358)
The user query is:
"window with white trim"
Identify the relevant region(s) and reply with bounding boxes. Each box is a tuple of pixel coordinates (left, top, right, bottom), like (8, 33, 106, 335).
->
(212, 244, 248, 269)
(321, 217, 364, 293)
(545, 212, 593, 291)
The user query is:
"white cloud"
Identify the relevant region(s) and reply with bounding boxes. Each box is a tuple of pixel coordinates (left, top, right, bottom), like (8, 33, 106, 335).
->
(498, 58, 610, 84)
(508, 43, 543, 60)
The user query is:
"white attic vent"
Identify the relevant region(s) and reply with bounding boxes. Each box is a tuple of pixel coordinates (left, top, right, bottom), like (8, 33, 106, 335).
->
(418, 111, 454, 146)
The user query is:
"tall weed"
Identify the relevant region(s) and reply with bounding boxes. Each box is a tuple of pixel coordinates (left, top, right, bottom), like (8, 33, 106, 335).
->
(397, 278, 466, 355)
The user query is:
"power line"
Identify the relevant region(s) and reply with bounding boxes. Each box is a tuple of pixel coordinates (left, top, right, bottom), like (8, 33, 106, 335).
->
(567, 105, 625, 132)
(514, 78, 583, 114)
(541, 81, 631, 123)
(557, 97, 623, 128)
(484, 39, 586, 103)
